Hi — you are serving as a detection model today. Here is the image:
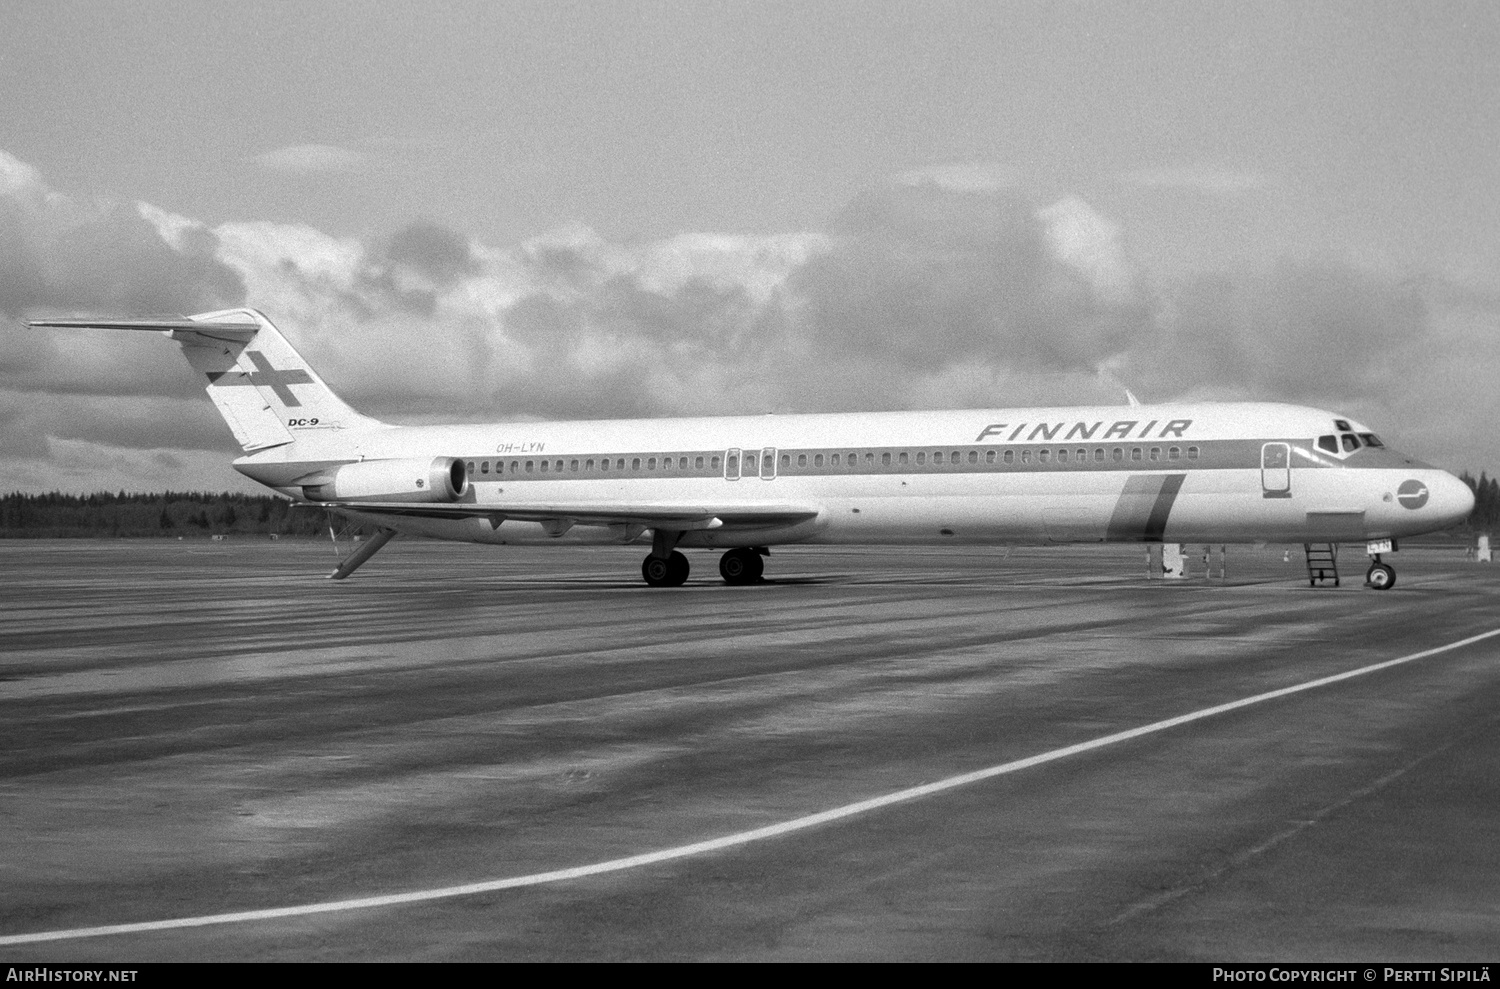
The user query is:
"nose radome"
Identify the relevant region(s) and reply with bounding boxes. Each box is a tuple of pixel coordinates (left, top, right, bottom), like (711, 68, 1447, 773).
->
(1431, 472, 1476, 525)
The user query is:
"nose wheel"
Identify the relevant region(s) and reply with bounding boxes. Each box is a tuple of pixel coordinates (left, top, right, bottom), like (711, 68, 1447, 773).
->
(642, 550, 690, 587)
(1365, 558, 1396, 590)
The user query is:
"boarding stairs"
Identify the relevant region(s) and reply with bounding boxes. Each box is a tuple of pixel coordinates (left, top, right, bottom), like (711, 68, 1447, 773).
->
(1304, 543, 1339, 587)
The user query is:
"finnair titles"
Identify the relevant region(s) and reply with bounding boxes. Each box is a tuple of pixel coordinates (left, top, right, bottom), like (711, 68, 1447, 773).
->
(30, 309, 1475, 590)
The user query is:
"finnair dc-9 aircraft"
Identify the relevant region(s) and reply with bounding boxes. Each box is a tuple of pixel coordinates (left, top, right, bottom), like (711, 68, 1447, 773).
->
(31, 309, 1474, 590)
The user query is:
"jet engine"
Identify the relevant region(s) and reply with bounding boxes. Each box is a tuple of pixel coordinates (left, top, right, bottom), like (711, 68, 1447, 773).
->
(303, 457, 468, 503)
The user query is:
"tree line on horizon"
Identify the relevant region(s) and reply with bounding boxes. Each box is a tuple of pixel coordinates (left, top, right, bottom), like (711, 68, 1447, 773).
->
(1458, 471, 1500, 532)
(1, 475, 1497, 538)
(0, 491, 375, 538)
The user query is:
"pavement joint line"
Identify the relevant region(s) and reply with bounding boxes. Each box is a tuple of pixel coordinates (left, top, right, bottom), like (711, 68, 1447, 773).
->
(3, 625, 1498, 948)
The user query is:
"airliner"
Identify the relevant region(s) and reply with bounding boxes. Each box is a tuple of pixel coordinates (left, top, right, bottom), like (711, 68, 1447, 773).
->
(30, 308, 1475, 590)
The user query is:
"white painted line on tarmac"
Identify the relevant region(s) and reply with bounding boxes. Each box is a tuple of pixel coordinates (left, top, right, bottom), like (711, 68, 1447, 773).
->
(5, 626, 1498, 947)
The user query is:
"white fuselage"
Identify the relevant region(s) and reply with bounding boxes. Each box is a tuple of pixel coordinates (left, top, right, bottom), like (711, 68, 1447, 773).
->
(236, 400, 1475, 550)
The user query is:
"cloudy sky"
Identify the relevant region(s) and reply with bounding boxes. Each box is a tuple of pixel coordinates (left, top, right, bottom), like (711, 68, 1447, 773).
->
(2, 0, 1498, 494)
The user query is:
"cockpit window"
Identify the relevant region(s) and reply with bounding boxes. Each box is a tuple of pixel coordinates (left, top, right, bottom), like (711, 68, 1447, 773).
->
(1318, 435, 1339, 454)
(1359, 433, 1384, 448)
(1334, 419, 1352, 431)
(1341, 433, 1361, 452)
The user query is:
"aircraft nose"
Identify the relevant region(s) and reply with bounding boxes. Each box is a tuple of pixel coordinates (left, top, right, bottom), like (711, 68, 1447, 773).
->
(1428, 472, 1476, 527)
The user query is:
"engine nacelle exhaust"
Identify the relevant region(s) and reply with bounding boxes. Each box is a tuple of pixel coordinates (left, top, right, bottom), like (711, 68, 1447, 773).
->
(303, 457, 468, 503)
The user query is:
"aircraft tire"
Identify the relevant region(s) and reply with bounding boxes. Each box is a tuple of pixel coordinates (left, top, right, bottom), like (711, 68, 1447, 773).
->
(719, 548, 763, 585)
(643, 551, 690, 587)
(1366, 562, 1396, 590)
(665, 550, 690, 586)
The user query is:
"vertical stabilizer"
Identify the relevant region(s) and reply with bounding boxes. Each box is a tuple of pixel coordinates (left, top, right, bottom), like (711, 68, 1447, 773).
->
(29, 308, 381, 452)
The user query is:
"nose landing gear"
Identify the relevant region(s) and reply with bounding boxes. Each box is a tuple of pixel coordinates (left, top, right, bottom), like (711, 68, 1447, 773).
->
(1365, 556, 1396, 590)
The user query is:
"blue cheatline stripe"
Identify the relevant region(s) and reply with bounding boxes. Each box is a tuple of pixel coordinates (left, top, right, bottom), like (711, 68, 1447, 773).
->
(1105, 473, 1186, 541)
(5, 625, 1496, 948)
(1144, 472, 1186, 540)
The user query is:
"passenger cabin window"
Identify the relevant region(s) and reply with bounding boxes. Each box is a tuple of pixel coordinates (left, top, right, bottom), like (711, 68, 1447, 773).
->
(539, 460, 548, 472)
(916, 452, 926, 465)
(1187, 446, 1200, 460)
(899, 452, 909, 465)
(1003, 450, 1014, 464)
(1057, 449, 1068, 463)
(1039, 449, 1050, 463)
(632, 458, 641, 470)
(814, 454, 824, 467)
(481, 461, 490, 474)
(711, 456, 721, 469)
(1131, 448, 1142, 461)
(1113, 448, 1123, 461)
(695, 456, 705, 468)
(986, 450, 996, 464)
(881, 452, 891, 466)
(1149, 448, 1161, 461)
(797, 454, 807, 467)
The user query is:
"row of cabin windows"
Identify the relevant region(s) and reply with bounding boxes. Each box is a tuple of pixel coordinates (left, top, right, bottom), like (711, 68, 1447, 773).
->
(790, 446, 1200, 467)
(468, 455, 724, 475)
(465, 445, 1202, 477)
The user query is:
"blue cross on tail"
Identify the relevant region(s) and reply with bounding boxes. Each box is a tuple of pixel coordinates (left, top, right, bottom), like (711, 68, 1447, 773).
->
(207, 351, 315, 407)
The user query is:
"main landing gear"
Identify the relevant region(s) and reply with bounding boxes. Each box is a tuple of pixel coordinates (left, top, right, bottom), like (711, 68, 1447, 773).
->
(641, 550, 690, 587)
(1365, 556, 1396, 590)
(718, 547, 764, 585)
(640, 545, 768, 587)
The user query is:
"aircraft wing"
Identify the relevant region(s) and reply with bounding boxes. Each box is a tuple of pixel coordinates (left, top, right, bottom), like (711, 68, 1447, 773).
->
(316, 500, 822, 531)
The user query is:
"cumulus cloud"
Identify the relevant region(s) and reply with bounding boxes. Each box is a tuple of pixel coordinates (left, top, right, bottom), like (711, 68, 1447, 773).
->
(0, 152, 244, 320)
(1, 149, 1494, 491)
(253, 144, 369, 174)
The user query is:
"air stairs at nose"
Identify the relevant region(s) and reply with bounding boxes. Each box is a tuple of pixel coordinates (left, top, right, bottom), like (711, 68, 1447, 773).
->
(1304, 543, 1339, 587)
